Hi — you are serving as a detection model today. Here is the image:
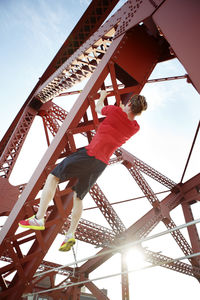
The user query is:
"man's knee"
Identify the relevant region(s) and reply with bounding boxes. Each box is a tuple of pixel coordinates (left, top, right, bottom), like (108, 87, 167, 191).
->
(46, 173, 59, 184)
(73, 191, 79, 200)
(73, 192, 83, 206)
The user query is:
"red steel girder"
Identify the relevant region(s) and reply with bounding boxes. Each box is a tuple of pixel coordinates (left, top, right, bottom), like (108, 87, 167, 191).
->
(152, 0, 200, 93)
(89, 183, 130, 300)
(144, 249, 200, 278)
(182, 202, 200, 255)
(123, 159, 161, 208)
(2, 223, 200, 288)
(0, 187, 75, 298)
(122, 155, 196, 264)
(90, 184, 126, 234)
(119, 147, 198, 263)
(37, 0, 120, 85)
(61, 217, 116, 247)
(180, 120, 200, 183)
(35, 3, 120, 102)
(35, 0, 170, 103)
(121, 253, 130, 300)
(118, 148, 176, 189)
(37, 260, 73, 277)
(3, 174, 198, 296)
(0, 0, 167, 186)
(0, 107, 36, 179)
(0, 30, 128, 299)
(79, 175, 200, 277)
(85, 281, 110, 300)
(1, 176, 199, 297)
(56, 74, 189, 98)
(0, 0, 122, 183)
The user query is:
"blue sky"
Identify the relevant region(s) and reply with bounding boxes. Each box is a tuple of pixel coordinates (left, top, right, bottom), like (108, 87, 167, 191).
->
(0, 0, 93, 137)
(0, 1, 200, 299)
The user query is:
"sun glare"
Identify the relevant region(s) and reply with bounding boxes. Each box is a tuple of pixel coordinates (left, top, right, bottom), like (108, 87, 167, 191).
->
(124, 248, 145, 271)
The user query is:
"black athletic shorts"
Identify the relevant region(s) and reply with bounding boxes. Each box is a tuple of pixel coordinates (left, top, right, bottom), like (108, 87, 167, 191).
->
(51, 147, 107, 200)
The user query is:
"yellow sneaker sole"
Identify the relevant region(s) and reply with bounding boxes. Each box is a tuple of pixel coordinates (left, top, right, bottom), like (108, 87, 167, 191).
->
(18, 223, 45, 230)
(59, 238, 76, 252)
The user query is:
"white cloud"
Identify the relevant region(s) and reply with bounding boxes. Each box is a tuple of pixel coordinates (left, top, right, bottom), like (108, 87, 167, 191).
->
(79, 0, 91, 7)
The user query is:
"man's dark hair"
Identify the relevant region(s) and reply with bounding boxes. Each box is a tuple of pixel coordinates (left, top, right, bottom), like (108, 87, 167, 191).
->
(129, 94, 147, 115)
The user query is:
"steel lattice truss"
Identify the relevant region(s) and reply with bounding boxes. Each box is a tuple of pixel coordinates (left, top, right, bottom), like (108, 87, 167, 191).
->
(0, 0, 200, 299)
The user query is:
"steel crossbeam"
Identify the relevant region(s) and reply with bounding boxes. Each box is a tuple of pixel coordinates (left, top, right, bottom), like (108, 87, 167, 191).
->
(79, 177, 200, 279)
(90, 184, 126, 234)
(118, 148, 176, 189)
(61, 217, 116, 247)
(182, 202, 200, 256)
(144, 249, 200, 277)
(122, 153, 196, 261)
(89, 183, 130, 299)
(0, 30, 128, 300)
(0, 107, 36, 179)
(123, 157, 200, 265)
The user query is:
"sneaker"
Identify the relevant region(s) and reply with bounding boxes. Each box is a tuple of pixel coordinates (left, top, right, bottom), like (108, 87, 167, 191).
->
(18, 215, 45, 230)
(59, 233, 76, 252)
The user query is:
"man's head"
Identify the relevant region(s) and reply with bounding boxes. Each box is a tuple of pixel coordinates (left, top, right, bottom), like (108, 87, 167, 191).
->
(124, 94, 147, 116)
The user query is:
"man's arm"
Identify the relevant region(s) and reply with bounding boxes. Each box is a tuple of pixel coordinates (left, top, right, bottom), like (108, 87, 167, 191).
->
(95, 90, 109, 114)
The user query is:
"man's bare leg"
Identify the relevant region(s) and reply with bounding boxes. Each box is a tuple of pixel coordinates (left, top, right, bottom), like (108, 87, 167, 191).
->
(59, 192, 83, 251)
(67, 192, 83, 234)
(36, 173, 59, 220)
(19, 174, 83, 252)
(18, 173, 59, 230)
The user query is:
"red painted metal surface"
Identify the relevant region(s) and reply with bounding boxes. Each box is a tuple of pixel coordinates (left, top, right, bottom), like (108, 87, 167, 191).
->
(0, 107, 37, 179)
(85, 282, 110, 300)
(152, 0, 200, 93)
(56, 74, 189, 98)
(0, 0, 200, 299)
(37, 0, 120, 85)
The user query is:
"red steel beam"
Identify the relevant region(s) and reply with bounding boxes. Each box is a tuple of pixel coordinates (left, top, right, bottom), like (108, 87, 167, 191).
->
(37, 0, 121, 85)
(85, 281, 110, 300)
(118, 148, 176, 189)
(122, 156, 196, 263)
(61, 217, 115, 247)
(121, 253, 130, 300)
(0, 107, 37, 179)
(56, 74, 189, 98)
(182, 202, 200, 256)
(152, 0, 200, 93)
(90, 184, 126, 234)
(79, 175, 200, 276)
(0, 31, 127, 299)
(89, 183, 130, 299)
(180, 121, 200, 183)
(144, 249, 200, 278)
